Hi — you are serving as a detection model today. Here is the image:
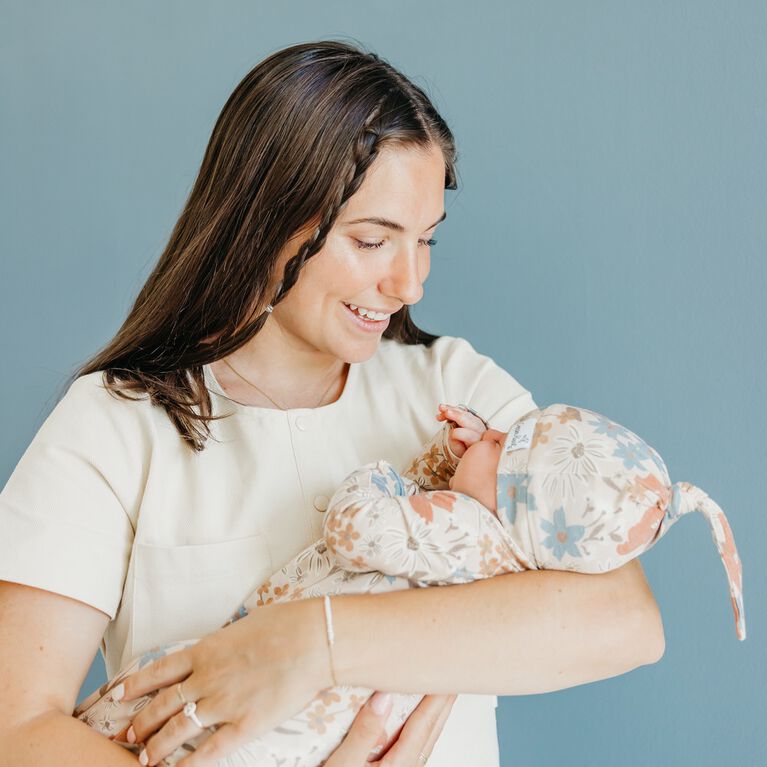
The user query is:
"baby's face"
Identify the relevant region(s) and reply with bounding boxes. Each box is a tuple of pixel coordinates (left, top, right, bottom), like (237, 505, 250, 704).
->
(448, 427, 507, 512)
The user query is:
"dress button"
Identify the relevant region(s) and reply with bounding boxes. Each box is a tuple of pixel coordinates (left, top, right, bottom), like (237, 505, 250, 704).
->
(295, 416, 307, 431)
(313, 495, 329, 512)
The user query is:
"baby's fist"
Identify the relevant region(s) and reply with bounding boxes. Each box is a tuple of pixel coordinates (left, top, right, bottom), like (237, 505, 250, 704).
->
(436, 403, 487, 460)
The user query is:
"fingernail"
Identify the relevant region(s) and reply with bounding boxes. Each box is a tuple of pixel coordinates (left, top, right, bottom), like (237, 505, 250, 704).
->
(139, 748, 149, 765)
(111, 683, 124, 702)
(370, 692, 392, 714)
(126, 726, 136, 744)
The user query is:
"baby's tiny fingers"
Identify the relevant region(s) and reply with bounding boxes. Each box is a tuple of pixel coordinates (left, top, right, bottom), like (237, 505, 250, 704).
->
(450, 426, 483, 446)
(439, 405, 487, 432)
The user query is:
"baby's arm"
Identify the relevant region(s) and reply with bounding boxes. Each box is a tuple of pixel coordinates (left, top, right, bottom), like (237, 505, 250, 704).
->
(324, 458, 484, 582)
(401, 404, 488, 490)
(324, 460, 524, 584)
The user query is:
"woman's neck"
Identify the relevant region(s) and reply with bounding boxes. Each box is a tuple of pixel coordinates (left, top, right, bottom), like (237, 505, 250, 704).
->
(210, 327, 349, 409)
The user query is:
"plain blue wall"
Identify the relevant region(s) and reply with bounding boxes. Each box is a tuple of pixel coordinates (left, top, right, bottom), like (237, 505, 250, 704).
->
(2, 2, 765, 764)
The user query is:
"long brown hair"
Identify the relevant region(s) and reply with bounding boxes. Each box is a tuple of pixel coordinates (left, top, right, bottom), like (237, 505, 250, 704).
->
(72, 39, 458, 451)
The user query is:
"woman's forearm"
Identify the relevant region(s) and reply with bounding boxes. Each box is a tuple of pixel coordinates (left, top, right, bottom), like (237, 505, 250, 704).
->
(330, 558, 665, 696)
(1, 711, 139, 766)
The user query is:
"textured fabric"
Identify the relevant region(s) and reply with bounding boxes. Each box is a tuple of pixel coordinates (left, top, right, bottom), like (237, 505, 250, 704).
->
(495, 404, 746, 641)
(72, 422, 514, 765)
(0, 334, 538, 767)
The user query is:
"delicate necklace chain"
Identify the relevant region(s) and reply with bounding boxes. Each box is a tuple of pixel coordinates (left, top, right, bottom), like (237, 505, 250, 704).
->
(221, 356, 342, 410)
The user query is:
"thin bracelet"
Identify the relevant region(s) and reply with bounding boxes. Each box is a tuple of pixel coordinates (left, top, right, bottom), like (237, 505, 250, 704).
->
(323, 594, 340, 687)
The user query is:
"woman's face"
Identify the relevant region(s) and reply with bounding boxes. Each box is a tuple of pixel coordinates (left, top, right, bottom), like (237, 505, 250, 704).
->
(269, 142, 447, 363)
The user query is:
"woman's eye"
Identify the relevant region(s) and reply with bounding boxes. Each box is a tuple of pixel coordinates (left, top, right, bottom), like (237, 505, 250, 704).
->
(355, 240, 385, 250)
(354, 238, 438, 251)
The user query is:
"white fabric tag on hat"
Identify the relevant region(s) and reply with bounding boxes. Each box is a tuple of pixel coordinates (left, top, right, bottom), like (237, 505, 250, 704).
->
(506, 416, 537, 452)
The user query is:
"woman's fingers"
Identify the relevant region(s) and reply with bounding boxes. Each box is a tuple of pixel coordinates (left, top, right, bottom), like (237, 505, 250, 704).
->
(128, 676, 195, 745)
(118, 643, 195, 702)
(380, 693, 457, 764)
(139, 699, 222, 767)
(324, 691, 393, 766)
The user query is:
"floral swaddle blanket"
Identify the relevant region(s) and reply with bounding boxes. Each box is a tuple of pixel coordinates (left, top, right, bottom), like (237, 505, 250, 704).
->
(74, 402, 745, 765)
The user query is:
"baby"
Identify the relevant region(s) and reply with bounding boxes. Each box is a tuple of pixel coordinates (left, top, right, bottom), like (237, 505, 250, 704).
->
(74, 401, 746, 766)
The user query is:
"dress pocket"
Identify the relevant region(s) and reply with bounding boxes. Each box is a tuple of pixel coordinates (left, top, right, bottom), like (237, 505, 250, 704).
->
(131, 534, 274, 658)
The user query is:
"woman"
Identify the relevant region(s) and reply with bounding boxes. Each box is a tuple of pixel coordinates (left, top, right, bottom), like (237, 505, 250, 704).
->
(0, 40, 664, 766)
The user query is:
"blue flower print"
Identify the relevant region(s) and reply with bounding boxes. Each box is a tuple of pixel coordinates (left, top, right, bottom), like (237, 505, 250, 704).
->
(497, 474, 533, 524)
(138, 645, 170, 669)
(612, 440, 651, 471)
(539, 507, 585, 561)
(372, 463, 406, 497)
(386, 464, 406, 496)
(588, 416, 634, 442)
(225, 604, 248, 625)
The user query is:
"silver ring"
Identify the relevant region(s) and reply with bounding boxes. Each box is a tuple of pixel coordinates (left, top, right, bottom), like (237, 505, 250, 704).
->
(182, 700, 205, 729)
(418, 752, 429, 764)
(175, 682, 188, 706)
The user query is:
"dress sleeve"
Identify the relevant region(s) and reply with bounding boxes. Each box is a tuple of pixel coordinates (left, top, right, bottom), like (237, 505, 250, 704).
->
(436, 335, 539, 431)
(0, 373, 151, 619)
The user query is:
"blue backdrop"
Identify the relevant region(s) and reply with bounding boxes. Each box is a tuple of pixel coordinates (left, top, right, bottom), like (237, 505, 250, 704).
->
(1, 2, 764, 764)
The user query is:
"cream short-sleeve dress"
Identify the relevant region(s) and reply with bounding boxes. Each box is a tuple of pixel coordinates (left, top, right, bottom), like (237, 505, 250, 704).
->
(0, 334, 537, 767)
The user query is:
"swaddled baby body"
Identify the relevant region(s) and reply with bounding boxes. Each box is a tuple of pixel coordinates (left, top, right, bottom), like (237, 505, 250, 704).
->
(74, 401, 745, 766)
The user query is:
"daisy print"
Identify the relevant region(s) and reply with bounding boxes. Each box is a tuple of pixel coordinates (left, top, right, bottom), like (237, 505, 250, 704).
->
(378, 515, 466, 579)
(549, 423, 610, 476)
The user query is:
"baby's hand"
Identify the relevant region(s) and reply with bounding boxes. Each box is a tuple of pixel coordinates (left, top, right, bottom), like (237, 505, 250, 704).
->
(436, 403, 487, 460)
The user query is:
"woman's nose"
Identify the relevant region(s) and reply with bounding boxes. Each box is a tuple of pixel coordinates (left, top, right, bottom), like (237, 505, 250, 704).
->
(382, 245, 427, 306)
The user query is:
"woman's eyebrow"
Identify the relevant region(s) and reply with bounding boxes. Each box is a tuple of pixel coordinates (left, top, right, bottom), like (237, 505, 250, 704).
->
(342, 211, 447, 232)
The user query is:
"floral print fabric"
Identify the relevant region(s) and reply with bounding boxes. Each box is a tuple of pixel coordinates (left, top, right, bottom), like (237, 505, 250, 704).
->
(495, 404, 745, 641)
(73, 421, 512, 766)
(73, 401, 745, 766)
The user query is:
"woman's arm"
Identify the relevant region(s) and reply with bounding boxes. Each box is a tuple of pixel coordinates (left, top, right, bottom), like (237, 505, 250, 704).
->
(329, 557, 665, 696)
(0, 580, 139, 766)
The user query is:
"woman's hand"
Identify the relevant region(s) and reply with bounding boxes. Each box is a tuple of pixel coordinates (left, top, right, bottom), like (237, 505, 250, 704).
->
(436, 403, 487, 459)
(326, 691, 457, 766)
(116, 598, 333, 766)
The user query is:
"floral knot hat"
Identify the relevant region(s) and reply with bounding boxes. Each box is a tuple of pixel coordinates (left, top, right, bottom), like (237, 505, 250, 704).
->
(495, 404, 746, 641)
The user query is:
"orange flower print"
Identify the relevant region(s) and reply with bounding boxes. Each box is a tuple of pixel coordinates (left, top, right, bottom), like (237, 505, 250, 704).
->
(337, 522, 361, 552)
(636, 473, 672, 508)
(556, 407, 582, 424)
(713, 507, 743, 594)
(409, 494, 435, 523)
(479, 534, 493, 557)
(531, 421, 553, 449)
(326, 515, 343, 533)
(306, 704, 336, 735)
(431, 491, 459, 512)
(479, 555, 502, 578)
(272, 584, 289, 600)
(348, 693, 366, 713)
(349, 555, 367, 569)
(616, 501, 665, 556)
(317, 688, 342, 706)
(409, 491, 459, 523)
